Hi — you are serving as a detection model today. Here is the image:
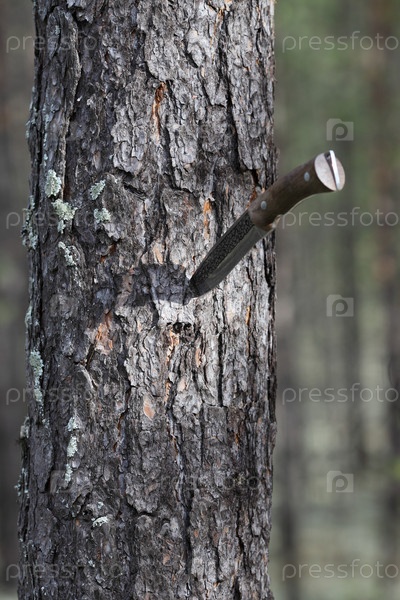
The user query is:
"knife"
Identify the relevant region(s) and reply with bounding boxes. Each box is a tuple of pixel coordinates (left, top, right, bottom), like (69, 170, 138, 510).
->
(188, 151, 345, 298)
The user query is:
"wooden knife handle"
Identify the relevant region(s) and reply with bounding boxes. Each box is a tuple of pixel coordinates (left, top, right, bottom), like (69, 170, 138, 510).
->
(248, 151, 345, 232)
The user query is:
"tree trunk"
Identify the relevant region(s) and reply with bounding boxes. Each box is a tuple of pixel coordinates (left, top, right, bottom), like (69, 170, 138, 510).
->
(19, 1, 276, 598)
(366, 0, 400, 578)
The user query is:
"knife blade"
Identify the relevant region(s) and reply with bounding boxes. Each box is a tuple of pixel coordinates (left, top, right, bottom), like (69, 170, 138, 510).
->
(188, 151, 345, 298)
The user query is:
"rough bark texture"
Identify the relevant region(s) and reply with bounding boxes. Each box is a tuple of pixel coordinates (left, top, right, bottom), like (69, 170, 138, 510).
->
(19, 1, 277, 598)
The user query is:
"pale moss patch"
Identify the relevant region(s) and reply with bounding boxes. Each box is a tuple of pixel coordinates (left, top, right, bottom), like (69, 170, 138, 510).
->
(29, 350, 43, 378)
(25, 304, 32, 329)
(58, 241, 76, 267)
(20, 416, 30, 440)
(67, 415, 81, 432)
(29, 350, 43, 405)
(92, 516, 110, 528)
(90, 180, 106, 200)
(67, 435, 78, 458)
(94, 208, 111, 223)
(45, 170, 62, 197)
(24, 230, 38, 250)
(65, 464, 73, 484)
(22, 196, 38, 250)
(52, 198, 77, 233)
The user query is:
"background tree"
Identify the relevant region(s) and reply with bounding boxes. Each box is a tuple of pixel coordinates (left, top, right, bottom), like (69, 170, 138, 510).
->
(18, 1, 277, 598)
(272, 2, 400, 599)
(365, 0, 400, 584)
(0, 2, 33, 595)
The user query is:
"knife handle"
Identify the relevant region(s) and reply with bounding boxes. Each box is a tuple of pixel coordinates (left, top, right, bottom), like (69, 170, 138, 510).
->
(248, 151, 345, 232)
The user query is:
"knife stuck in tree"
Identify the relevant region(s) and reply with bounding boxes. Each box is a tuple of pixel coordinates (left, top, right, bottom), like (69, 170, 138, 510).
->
(188, 150, 345, 298)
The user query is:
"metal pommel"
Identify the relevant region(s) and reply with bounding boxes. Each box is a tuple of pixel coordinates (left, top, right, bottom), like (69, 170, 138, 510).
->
(248, 151, 345, 232)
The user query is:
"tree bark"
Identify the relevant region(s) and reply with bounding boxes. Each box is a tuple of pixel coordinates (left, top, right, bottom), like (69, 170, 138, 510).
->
(19, 1, 277, 598)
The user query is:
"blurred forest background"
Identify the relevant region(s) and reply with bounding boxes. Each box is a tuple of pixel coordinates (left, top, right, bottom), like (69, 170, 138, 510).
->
(0, 1, 399, 599)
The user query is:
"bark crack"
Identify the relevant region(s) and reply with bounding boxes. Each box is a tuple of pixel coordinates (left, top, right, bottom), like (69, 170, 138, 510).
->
(165, 347, 193, 593)
(217, 331, 224, 407)
(233, 577, 242, 599)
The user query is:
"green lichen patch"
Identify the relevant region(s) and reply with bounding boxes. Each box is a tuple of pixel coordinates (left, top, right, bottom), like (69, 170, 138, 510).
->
(67, 436, 78, 458)
(24, 229, 38, 250)
(45, 170, 62, 198)
(94, 208, 111, 223)
(58, 242, 76, 267)
(92, 516, 110, 528)
(65, 464, 73, 484)
(29, 350, 44, 405)
(20, 416, 30, 440)
(52, 199, 77, 233)
(21, 196, 38, 250)
(67, 415, 82, 432)
(29, 350, 43, 377)
(90, 180, 106, 200)
(25, 305, 32, 329)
